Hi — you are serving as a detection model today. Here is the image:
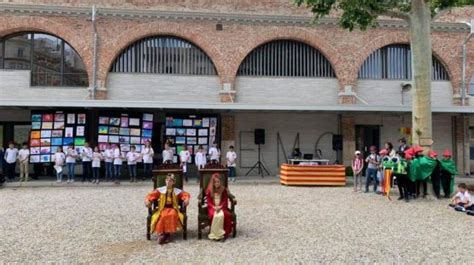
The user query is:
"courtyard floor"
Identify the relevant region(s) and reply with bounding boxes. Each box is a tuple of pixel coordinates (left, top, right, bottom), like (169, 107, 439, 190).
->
(0, 178, 473, 264)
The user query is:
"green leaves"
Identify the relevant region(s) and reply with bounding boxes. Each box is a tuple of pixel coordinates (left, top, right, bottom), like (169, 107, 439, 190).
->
(295, 0, 472, 31)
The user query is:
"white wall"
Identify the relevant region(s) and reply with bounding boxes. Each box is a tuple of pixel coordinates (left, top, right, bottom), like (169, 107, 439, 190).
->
(354, 113, 453, 153)
(234, 112, 339, 175)
(235, 77, 339, 105)
(107, 73, 221, 103)
(0, 70, 89, 100)
(356, 80, 453, 106)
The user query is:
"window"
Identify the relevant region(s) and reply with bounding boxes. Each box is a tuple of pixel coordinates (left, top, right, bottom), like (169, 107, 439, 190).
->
(0, 32, 88, 87)
(237, 40, 335, 77)
(110, 36, 216, 75)
(4, 34, 32, 70)
(358, 44, 449, 81)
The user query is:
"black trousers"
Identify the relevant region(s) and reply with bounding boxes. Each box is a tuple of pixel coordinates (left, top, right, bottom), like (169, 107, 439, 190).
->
(395, 174, 410, 200)
(440, 170, 452, 197)
(416, 180, 428, 197)
(5, 162, 16, 180)
(431, 172, 441, 198)
(82, 161, 92, 182)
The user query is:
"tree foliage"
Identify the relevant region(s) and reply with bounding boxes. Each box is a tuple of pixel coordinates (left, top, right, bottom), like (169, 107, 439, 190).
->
(294, 0, 472, 31)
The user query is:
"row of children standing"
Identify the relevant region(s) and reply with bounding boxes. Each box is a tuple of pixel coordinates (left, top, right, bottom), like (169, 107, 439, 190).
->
(352, 138, 459, 202)
(55, 140, 155, 184)
(162, 142, 237, 182)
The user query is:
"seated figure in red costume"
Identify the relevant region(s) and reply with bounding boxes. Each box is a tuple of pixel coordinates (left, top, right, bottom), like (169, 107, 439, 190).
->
(206, 173, 236, 241)
(145, 173, 190, 245)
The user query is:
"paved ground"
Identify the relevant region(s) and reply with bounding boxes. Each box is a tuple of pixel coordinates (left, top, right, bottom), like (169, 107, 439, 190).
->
(0, 177, 473, 264)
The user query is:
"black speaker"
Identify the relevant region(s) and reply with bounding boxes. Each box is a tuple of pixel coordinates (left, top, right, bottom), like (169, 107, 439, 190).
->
(332, 134, 343, 151)
(254, 129, 265, 145)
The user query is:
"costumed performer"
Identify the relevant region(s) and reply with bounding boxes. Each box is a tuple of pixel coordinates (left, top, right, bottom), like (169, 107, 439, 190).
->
(206, 173, 236, 241)
(145, 173, 190, 245)
(439, 149, 457, 198)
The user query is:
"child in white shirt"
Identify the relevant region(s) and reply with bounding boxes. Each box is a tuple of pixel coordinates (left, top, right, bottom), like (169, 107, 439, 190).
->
(179, 145, 191, 182)
(4, 142, 18, 181)
(126, 145, 139, 183)
(92, 146, 102, 184)
(226, 145, 237, 182)
(194, 145, 207, 183)
(113, 144, 123, 184)
(65, 144, 78, 183)
(18, 143, 30, 182)
(141, 140, 154, 181)
(162, 143, 173, 164)
(450, 183, 472, 211)
(81, 142, 93, 183)
(53, 146, 66, 183)
(208, 143, 220, 164)
(103, 144, 114, 181)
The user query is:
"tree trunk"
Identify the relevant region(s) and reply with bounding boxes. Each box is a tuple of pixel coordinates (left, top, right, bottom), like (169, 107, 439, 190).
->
(409, 0, 433, 148)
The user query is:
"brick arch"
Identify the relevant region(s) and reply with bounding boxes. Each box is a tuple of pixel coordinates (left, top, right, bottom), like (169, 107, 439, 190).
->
(352, 32, 459, 94)
(0, 16, 92, 85)
(228, 28, 341, 83)
(99, 21, 223, 86)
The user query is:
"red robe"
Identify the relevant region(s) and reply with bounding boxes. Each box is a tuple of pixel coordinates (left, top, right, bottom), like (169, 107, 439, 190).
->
(206, 189, 233, 236)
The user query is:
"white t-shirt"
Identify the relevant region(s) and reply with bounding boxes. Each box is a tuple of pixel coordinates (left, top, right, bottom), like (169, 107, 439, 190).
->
(455, 191, 472, 204)
(92, 152, 102, 168)
(209, 147, 220, 161)
(141, 147, 154, 164)
(103, 149, 113, 163)
(18, 149, 30, 162)
(65, 148, 77, 163)
(126, 151, 139, 165)
(162, 149, 173, 163)
(365, 154, 380, 169)
(4, 148, 18, 164)
(113, 148, 123, 165)
(179, 150, 190, 164)
(81, 147, 93, 162)
(195, 151, 207, 167)
(53, 152, 66, 166)
(226, 151, 237, 167)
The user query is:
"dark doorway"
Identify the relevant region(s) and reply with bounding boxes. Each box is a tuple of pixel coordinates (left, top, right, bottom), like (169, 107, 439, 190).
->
(356, 125, 380, 157)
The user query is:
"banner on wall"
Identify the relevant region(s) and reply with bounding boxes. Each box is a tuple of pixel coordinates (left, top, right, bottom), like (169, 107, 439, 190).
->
(164, 115, 218, 163)
(97, 113, 153, 153)
(29, 111, 87, 163)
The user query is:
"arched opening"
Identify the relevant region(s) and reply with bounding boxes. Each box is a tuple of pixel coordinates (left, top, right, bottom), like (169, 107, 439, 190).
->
(0, 32, 88, 86)
(358, 44, 450, 81)
(237, 39, 336, 78)
(110, 35, 217, 75)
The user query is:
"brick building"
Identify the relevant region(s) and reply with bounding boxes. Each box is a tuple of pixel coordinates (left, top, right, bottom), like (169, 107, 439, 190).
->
(0, 1, 473, 176)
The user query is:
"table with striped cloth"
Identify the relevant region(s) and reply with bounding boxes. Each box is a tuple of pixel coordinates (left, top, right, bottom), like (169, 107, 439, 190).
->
(280, 164, 346, 186)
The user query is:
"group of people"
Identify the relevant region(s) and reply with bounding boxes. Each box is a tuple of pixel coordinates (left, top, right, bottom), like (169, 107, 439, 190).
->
(0, 140, 155, 185)
(145, 172, 235, 244)
(1, 142, 31, 183)
(162, 142, 238, 183)
(1, 139, 239, 185)
(56, 141, 155, 184)
(351, 138, 472, 209)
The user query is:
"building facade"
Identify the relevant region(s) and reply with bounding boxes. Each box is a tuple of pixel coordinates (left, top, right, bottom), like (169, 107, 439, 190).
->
(0, 1, 473, 175)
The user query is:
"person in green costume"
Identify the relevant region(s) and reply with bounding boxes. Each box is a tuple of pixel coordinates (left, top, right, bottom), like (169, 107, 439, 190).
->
(439, 150, 457, 198)
(392, 151, 410, 202)
(427, 151, 442, 199)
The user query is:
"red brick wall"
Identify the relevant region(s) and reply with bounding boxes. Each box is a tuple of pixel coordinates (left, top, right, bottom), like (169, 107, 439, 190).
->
(0, 4, 472, 100)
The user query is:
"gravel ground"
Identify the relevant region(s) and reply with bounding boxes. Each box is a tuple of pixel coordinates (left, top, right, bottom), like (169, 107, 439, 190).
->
(0, 181, 473, 264)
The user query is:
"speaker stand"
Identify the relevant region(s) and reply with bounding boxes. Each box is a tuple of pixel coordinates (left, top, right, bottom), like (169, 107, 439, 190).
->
(245, 144, 270, 178)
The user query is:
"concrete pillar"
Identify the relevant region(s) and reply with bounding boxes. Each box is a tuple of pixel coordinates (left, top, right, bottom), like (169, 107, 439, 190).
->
(454, 115, 470, 176)
(341, 115, 356, 167)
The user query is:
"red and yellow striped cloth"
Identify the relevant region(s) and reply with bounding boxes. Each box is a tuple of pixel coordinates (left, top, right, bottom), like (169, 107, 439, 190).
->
(280, 164, 346, 186)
